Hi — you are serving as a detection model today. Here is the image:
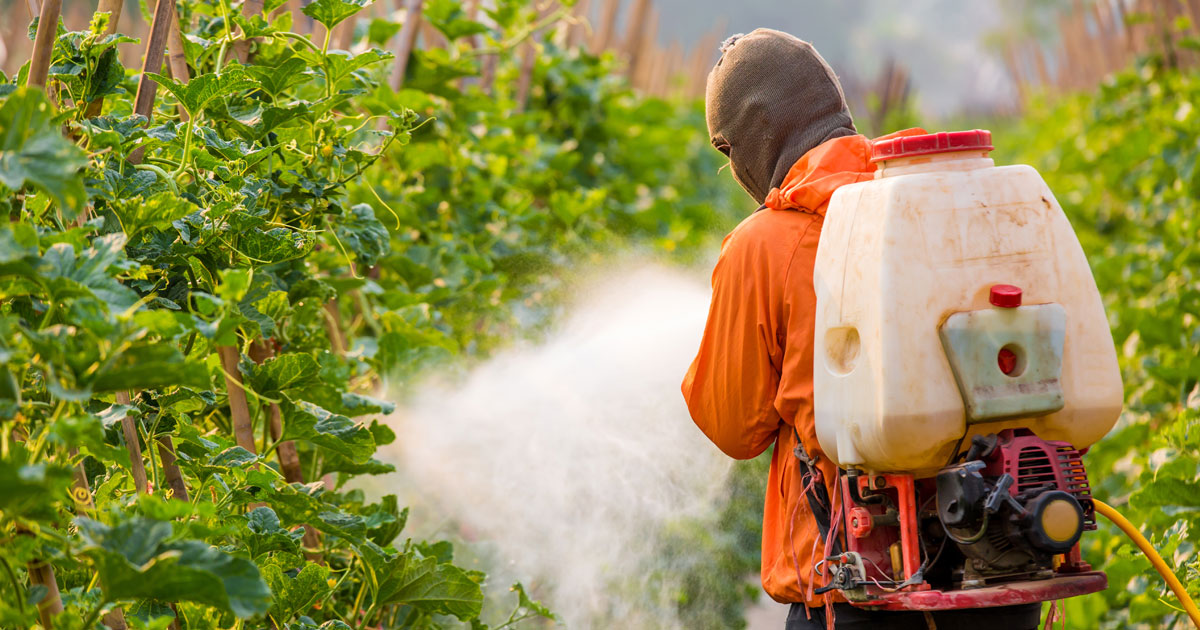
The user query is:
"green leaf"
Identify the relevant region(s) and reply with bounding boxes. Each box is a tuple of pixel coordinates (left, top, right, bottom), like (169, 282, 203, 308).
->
(258, 482, 367, 541)
(510, 582, 558, 622)
(263, 562, 331, 622)
(301, 0, 372, 29)
(248, 353, 321, 398)
(0, 449, 74, 521)
(239, 227, 317, 264)
(364, 495, 406, 546)
(146, 68, 260, 118)
(358, 540, 483, 620)
(280, 400, 376, 463)
(425, 0, 489, 41)
(1130, 477, 1200, 509)
(0, 87, 88, 217)
(247, 57, 311, 98)
(110, 192, 196, 239)
(322, 48, 392, 88)
(91, 342, 210, 393)
(300, 386, 396, 417)
(75, 516, 272, 619)
(242, 506, 304, 558)
(40, 233, 138, 313)
(333, 203, 390, 266)
(367, 419, 395, 446)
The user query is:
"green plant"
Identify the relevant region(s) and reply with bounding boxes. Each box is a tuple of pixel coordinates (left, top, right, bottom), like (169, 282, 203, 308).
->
(0, 0, 745, 627)
(995, 57, 1200, 629)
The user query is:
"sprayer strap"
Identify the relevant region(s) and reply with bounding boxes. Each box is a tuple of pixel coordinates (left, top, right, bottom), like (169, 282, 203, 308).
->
(792, 427, 837, 550)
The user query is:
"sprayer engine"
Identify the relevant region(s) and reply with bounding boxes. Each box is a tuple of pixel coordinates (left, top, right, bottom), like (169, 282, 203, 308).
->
(936, 429, 1093, 586)
(816, 427, 1105, 611)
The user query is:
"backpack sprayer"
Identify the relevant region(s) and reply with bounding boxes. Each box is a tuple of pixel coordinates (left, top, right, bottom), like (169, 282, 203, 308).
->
(810, 130, 1199, 624)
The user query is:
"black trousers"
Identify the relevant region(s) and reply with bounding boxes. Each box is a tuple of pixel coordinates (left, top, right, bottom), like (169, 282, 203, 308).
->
(785, 603, 1042, 630)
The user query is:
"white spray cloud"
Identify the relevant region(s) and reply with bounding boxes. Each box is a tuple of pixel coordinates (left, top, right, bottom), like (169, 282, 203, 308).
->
(381, 265, 733, 628)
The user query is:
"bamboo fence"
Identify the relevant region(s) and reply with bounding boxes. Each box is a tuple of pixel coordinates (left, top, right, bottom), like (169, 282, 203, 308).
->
(1004, 0, 1200, 102)
(0, 0, 724, 100)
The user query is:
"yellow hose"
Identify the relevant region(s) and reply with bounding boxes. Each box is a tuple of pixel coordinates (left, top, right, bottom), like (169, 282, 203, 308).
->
(1093, 499, 1200, 628)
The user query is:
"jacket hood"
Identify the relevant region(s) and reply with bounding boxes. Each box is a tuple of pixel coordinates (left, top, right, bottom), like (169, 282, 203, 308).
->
(704, 29, 857, 205)
(763, 128, 930, 214)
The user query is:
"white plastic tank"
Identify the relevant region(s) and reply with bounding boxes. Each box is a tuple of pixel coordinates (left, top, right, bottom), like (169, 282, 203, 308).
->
(813, 130, 1123, 476)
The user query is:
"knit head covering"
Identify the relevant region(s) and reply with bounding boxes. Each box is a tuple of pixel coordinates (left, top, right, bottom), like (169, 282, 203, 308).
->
(705, 29, 857, 204)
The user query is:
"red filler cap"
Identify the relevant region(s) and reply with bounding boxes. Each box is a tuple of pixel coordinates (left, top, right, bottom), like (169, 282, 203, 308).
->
(989, 284, 1022, 308)
(871, 130, 993, 163)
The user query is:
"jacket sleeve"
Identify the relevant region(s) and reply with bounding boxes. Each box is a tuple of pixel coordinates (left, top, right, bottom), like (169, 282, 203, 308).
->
(681, 223, 788, 460)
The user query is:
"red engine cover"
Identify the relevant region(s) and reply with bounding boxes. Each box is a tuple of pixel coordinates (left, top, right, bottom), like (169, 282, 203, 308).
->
(984, 428, 1096, 530)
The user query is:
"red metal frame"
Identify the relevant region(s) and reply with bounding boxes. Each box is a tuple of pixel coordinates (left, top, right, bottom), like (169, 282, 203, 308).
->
(840, 473, 926, 590)
(836, 466, 1105, 610)
(860, 572, 1107, 611)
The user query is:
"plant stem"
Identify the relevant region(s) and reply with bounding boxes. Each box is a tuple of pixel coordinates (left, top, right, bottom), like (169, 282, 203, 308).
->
(80, 599, 110, 630)
(0, 555, 25, 617)
(172, 116, 197, 179)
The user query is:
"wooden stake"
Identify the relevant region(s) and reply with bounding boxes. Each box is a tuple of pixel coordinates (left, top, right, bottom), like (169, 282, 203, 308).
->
(591, 0, 620, 54)
(567, 0, 590, 49)
(27, 0, 63, 88)
(81, 0, 126, 117)
(128, 0, 175, 164)
(115, 391, 149, 495)
(248, 341, 304, 483)
(622, 0, 651, 79)
(233, 0, 265, 61)
(157, 436, 190, 501)
(334, 16, 356, 51)
(390, 0, 425, 90)
(419, 18, 447, 49)
(515, 42, 536, 111)
(166, 4, 190, 84)
(29, 559, 64, 628)
(217, 345, 257, 454)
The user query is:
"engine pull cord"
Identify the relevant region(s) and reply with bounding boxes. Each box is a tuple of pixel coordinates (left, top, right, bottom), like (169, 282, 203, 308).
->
(1093, 499, 1200, 628)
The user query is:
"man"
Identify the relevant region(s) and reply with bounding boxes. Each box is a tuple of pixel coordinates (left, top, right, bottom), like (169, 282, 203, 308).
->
(681, 29, 1043, 630)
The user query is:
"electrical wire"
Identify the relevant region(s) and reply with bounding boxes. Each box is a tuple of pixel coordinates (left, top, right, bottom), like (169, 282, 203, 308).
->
(1093, 499, 1200, 629)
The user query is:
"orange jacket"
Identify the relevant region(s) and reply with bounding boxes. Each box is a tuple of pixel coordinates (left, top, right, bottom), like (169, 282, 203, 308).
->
(682, 129, 925, 607)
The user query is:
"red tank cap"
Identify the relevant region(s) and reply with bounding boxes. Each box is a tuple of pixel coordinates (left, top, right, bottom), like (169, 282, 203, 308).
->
(989, 284, 1022, 308)
(871, 130, 993, 162)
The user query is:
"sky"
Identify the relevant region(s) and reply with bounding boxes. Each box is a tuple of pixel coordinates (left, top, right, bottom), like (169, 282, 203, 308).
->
(628, 0, 1021, 119)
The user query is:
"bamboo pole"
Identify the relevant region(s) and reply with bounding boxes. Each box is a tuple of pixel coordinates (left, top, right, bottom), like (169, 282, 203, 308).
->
(334, 17, 356, 51)
(591, 0, 619, 54)
(128, 0, 175, 164)
(247, 342, 303, 483)
(390, 0, 425, 90)
(567, 0, 590, 49)
(686, 26, 721, 99)
(515, 42, 537, 111)
(82, 0, 128, 117)
(1002, 39, 1028, 106)
(166, 4, 190, 83)
(419, 19, 447, 49)
(157, 436, 190, 501)
(114, 391, 149, 495)
(234, 0, 266, 61)
(217, 346, 258, 454)
(247, 341, 322, 560)
(622, 0, 651, 80)
(27, 0, 63, 88)
(1091, 0, 1119, 76)
(29, 559, 64, 628)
